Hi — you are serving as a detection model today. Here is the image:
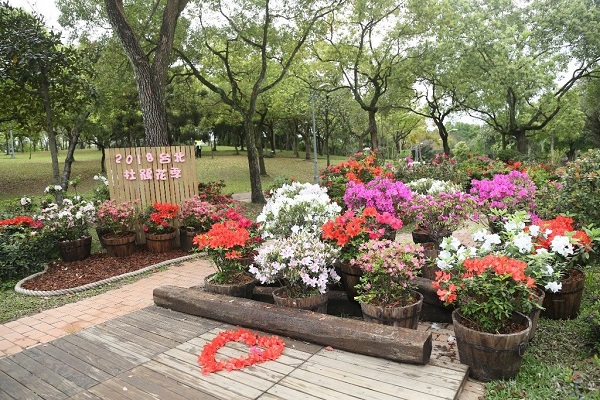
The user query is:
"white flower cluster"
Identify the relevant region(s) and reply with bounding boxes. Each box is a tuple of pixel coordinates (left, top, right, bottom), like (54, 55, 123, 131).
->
(44, 185, 63, 194)
(250, 231, 340, 294)
(37, 199, 96, 240)
(20, 197, 31, 206)
(93, 174, 109, 186)
(257, 181, 341, 239)
(406, 178, 460, 195)
(436, 213, 566, 292)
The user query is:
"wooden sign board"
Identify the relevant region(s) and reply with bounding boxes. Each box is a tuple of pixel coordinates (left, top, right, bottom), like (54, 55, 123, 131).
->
(105, 146, 198, 242)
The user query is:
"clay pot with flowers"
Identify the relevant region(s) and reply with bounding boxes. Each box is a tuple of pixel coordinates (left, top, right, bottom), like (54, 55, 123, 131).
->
(95, 199, 138, 257)
(433, 251, 539, 381)
(139, 202, 179, 253)
(194, 209, 262, 298)
(351, 239, 425, 329)
(321, 206, 403, 301)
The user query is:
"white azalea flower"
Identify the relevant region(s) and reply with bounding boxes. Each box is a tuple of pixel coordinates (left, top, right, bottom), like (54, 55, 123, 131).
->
(472, 229, 488, 242)
(544, 281, 562, 293)
(529, 225, 540, 237)
(550, 235, 574, 257)
(513, 232, 533, 253)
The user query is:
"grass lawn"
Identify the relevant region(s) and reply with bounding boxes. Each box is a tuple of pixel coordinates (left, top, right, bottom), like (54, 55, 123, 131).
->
(0, 147, 346, 201)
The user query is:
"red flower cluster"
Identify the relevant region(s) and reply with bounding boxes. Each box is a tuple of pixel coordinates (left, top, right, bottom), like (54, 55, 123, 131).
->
(141, 202, 179, 233)
(322, 153, 393, 184)
(533, 216, 591, 250)
(194, 220, 252, 253)
(198, 328, 285, 374)
(0, 215, 40, 228)
(321, 207, 402, 262)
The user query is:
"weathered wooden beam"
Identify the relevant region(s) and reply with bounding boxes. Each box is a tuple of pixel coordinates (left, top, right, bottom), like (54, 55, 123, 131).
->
(153, 285, 432, 365)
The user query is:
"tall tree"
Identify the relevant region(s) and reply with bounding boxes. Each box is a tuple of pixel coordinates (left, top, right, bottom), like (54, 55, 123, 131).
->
(178, 0, 343, 203)
(102, 0, 188, 146)
(0, 2, 96, 202)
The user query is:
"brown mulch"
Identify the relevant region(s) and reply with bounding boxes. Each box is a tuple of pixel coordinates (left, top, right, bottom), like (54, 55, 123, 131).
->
(21, 246, 189, 291)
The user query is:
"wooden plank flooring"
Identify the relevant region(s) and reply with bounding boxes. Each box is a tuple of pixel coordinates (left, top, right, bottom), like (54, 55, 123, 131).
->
(0, 306, 469, 399)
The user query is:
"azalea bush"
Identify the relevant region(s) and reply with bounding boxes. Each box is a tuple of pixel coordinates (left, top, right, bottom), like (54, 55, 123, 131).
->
(406, 190, 480, 245)
(257, 181, 341, 239)
(320, 152, 393, 207)
(179, 196, 217, 232)
(95, 199, 138, 235)
(139, 202, 179, 234)
(197, 180, 233, 206)
(250, 230, 340, 296)
(36, 199, 96, 241)
(394, 154, 469, 189)
(194, 213, 262, 284)
(321, 206, 403, 262)
(469, 170, 536, 229)
(0, 215, 51, 280)
(405, 178, 461, 195)
(434, 253, 538, 333)
(343, 176, 412, 218)
(352, 239, 425, 306)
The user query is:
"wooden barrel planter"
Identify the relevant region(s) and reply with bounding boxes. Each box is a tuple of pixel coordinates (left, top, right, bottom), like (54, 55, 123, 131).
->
(541, 269, 585, 320)
(58, 236, 92, 262)
(360, 292, 423, 329)
(527, 287, 545, 341)
(272, 287, 329, 313)
(204, 273, 255, 299)
(179, 227, 199, 253)
(145, 229, 176, 253)
(452, 310, 531, 382)
(420, 243, 441, 280)
(338, 261, 362, 302)
(102, 232, 136, 258)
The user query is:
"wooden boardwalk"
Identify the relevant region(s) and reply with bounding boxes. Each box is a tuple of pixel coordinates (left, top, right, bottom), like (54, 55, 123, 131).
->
(0, 306, 469, 399)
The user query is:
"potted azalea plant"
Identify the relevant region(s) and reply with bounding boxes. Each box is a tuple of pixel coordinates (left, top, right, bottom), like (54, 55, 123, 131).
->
(250, 230, 340, 313)
(257, 181, 341, 239)
(178, 196, 217, 252)
(343, 176, 413, 221)
(321, 206, 403, 300)
(351, 239, 425, 329)
(95, 199, 138, 257)
(37, 199, 96, 262)
(194, 210, 262, 298)
(433, 250, 538, 381)
(139, 202, 179, 253)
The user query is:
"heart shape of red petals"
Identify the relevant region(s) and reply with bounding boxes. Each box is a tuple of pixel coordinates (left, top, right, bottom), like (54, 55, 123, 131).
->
(198, 328, 285, 374)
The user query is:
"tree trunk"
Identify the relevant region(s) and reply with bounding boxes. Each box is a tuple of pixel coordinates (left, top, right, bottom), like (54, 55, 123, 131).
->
(368, 109, 378, 151)
(244, 119, 266, 204)
(104, 0, 188, 147)
(515, 129, 527, 153)
(39, 69, 63, 204)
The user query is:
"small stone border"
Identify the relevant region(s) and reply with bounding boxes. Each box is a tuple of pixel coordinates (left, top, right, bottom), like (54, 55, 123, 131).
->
(14, 254, 198, 297)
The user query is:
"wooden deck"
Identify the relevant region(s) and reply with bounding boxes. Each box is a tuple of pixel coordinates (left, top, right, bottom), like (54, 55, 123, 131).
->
(0, 306, 469, 399)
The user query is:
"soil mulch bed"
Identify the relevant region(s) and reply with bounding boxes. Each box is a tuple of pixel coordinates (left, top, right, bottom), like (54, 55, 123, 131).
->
(21, 246, 189, 291)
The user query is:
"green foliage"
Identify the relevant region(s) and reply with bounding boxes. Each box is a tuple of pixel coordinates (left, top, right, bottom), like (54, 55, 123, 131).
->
(0, 228, 56, 281)
(452, 141, 470, 162)
(558, 149, 600, 226)
(496, 148, 526, 163)
(265, 176, 297, 196)
(583, 295, 600, 353)
(455, 154, 509, 184)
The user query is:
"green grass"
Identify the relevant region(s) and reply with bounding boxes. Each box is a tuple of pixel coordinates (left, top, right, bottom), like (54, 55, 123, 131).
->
(0, 147, 347, 200)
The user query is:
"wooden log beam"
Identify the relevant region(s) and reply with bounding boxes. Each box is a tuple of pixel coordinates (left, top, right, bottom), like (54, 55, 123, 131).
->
(153, 285, 432, 365)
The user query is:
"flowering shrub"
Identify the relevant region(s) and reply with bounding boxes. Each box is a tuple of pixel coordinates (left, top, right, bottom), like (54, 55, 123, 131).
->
(194, 214, 262, 284)
(406, 191, 479, 245)
(250, 231, 340, 295)
(405, 178, 461, 195)
(321, 206, 403, 262)
(320, 152, 394, 207)
(470, 170, 536, 214)
(433, 252, 538, 333)
(257, 182, 341, 239)
(343, 176, 412, 218)
(36, 199, 96, 241)
(179, 196, 217, 232)
(197, 180, 233, 207)
(139, 202, 179, 234)
(394, 154, 469, 189)
(96, 200, 138, 235)
(436, 212, 595, 295)
(93, 174, 110, 202)
(351, 240, 425, 306)
(0, 215, 49, 280)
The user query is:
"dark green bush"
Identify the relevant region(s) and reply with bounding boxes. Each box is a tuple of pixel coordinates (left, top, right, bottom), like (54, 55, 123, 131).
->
(558, 149, 600, 227)
(0, 228, 57, 281)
